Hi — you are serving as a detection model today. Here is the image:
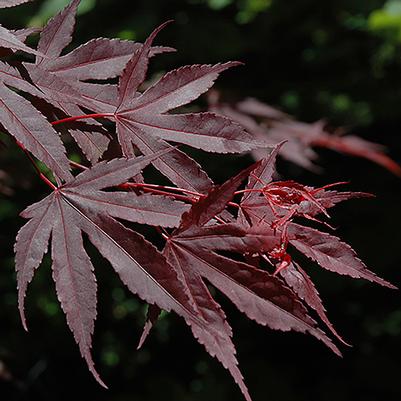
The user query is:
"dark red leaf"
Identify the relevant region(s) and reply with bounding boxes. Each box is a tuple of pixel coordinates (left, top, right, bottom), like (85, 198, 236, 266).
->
(14, 150, 198, 387)
(178, 161, 261, 233)
(116, 119, 213, 193)
(288, 223, 396, 289)
(168, 240, 340, 356)
(312, 134, 401, 177)
(36, 0, 80, 64)
(164, 242, 252, 401)
(0, 24, 45, 57)
(43, 37, 173, 81)
(137, 304, 161, 350)
(0, 83, 72, 181)
(279, 262, 349, 345)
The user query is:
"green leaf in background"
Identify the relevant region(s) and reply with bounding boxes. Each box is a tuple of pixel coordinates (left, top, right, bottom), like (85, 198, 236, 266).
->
(29, 0, 96, 27)
(368, 0, 401, 41)
(207, 0, 233, 10)
(236, 0, 272, 23)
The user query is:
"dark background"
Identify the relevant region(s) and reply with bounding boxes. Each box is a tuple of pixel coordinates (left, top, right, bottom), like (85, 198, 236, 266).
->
(1, 1, 400, 400)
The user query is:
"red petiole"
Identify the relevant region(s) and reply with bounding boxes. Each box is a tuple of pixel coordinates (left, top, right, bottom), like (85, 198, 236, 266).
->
(51, 113, 115, 126)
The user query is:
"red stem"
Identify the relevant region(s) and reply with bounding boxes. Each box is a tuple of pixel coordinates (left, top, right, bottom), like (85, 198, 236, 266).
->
(70, 160, 88, 170)
(122, 182, 241, 209)
(120, 183, 197, 203)
(15, 140, 57, 190)
(51, 113, 114, 126)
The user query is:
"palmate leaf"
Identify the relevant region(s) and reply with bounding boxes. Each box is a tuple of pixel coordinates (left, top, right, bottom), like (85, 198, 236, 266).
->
(235, 144, 395, 348)
(107, 22, 266, 191)
(14, 150, 202, 387)
(166, 166, 340, 354)
(21, 0, 172, 163)
(136, 162, 339, 401)
(161, 165, 335, 401)
(239, 145, 395, 288)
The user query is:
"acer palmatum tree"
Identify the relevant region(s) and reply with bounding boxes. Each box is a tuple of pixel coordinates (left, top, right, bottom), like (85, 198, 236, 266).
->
(0, 1, 397, 400)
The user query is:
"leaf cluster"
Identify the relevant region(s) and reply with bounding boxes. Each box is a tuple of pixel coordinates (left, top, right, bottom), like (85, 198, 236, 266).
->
(0, 1, 396, 399)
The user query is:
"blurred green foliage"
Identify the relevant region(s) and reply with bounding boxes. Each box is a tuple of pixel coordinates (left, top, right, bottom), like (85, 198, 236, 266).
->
(28, 0, 96, 26)
(1, 1, 400, 401)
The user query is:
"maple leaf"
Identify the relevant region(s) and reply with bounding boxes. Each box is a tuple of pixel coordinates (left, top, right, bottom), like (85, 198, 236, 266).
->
(133, 162, 341, 400)
(14, 150, 207, 387)
(239, 144, 395, 277)
(20, 0, 172, 163)
(108, 22, 265, 192)
(311, 134, 401, 176)
(161, 164, 341, 395)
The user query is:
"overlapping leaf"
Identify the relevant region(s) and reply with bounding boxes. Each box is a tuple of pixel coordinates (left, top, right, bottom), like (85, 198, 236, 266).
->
(164, 164, 341, 368)
(0, 25, 44, 57)
(107, 22, 265, 191)
(20, 0, 172, 163)
(14, 151, 199, 387)
(233, 143, 396, 353)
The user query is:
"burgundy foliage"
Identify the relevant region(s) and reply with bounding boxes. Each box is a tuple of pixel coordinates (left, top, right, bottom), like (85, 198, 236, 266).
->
(210, 95, 401, 175)
(1, 1, 397, 400)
